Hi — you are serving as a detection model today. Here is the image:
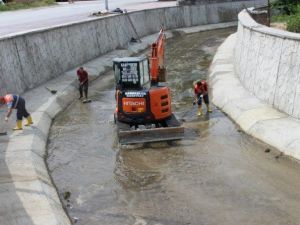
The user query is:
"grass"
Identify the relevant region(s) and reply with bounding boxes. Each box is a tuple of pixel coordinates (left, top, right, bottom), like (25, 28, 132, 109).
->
(0, 0, 56, 11)
(271, 14, 290, 23)
(286, 13, 300, 32)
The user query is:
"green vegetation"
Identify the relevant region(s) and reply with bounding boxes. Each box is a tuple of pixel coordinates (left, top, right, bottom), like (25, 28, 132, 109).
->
(271, 0, 300, 32)
(0, 0, 56, 12)
(271, 14, 290, 23)
(286, 13, 300, 32)
(272, 0, 298, 15)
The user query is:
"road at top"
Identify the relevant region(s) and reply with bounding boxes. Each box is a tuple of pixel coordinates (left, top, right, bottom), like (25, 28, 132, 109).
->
(0, 0, 176, 37)
(47, 28, 300, 225)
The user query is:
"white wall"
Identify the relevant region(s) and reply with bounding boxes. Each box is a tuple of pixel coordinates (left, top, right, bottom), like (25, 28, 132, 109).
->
(235, 10, 300, 118)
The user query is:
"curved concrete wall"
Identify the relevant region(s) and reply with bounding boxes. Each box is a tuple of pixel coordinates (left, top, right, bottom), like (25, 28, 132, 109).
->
(235, 10, 300, 118)
(0, 0, 265, 94)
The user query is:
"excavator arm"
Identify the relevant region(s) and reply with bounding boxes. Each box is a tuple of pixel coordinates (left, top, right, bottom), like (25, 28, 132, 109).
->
(113, 27, 184, 145)
(150, 28, 166, 83)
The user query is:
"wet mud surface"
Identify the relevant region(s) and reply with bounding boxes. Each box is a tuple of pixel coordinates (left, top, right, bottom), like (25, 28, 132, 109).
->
(47, 28, 300, 225)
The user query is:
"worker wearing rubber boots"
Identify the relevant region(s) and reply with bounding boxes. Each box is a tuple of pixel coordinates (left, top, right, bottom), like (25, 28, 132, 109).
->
(0, 94, 33, 130)
(194, 80, 212, 116)
(77, 67, 89, 102)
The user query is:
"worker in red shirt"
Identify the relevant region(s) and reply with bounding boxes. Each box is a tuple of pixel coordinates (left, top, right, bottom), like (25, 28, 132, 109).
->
(0, 94, 33, 130)
(194, 80, 212, 116)
(77, 67, 89, 101)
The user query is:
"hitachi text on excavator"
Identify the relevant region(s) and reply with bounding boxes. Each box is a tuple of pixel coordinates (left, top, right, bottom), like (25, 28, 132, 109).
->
(113, 28, 184, 144)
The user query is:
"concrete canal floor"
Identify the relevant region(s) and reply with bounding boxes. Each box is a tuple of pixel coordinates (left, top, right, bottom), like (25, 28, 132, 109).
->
(47, 28, 300, 225)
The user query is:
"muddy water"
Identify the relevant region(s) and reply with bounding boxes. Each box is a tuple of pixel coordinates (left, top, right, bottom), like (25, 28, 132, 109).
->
(47, 28, 300, 225)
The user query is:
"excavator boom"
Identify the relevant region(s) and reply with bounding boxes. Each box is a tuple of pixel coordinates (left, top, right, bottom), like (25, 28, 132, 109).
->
(150, 28, 166, 83)
(114, 28, 184, 145)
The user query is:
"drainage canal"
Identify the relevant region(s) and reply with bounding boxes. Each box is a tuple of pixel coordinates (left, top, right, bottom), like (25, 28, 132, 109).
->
(47, 28, 300, 225)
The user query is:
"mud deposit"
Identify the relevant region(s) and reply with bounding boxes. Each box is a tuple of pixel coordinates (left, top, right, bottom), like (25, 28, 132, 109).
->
(47, 28, 300, 225)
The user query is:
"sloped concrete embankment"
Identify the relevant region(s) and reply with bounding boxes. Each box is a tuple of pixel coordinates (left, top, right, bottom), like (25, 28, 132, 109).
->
(0, 2, 267, 225)
(0, 32, 169, 225)
(210, 11, 300, 161)
(0, 1, 266, 94)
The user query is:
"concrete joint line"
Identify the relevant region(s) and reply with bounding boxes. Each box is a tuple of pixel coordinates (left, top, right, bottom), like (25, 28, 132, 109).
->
(291, 55, 300, 116)
(272, 38, 284, 106)
(35, 110, 52, 119)
(31, 149, 45, 159)
(13, 39, 28, 89)
(245, 114, 289, 132)
(286, 138, 300, 149)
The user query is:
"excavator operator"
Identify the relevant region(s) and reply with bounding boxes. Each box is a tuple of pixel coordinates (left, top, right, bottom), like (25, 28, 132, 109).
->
(194, 80, 212, 116)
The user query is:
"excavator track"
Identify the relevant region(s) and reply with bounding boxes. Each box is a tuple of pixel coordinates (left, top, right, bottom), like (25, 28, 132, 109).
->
(117, 114, 184, 145)
(114, 28, 184, 145)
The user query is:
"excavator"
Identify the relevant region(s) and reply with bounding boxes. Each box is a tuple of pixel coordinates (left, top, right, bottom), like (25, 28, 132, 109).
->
(113, 28, 184, 144)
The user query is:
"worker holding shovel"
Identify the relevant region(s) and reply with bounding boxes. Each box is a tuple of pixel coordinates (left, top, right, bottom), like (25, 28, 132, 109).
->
(193, 80, 212, 116)
(0, 94, 33, 130)
(77, 67, 89, 102)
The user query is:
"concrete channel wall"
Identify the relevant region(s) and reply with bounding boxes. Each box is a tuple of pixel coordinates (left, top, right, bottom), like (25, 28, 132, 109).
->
(235, 10, 300, 119)
(0, 0, 266, 95)
(210, 10, 300, 162)
(0, 2, 267, 225)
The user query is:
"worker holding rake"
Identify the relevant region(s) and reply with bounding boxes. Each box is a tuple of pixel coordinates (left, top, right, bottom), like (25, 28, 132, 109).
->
(0, 94, 33, 130)
(77, 67, 89, 102)
(193, 80, 212, 116)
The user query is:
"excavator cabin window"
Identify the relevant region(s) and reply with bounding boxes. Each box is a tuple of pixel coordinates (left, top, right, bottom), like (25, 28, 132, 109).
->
(113, 57, 150, 90)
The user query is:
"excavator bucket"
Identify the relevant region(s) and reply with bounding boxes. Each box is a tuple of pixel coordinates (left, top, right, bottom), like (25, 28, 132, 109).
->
(117, 114, 184, 145)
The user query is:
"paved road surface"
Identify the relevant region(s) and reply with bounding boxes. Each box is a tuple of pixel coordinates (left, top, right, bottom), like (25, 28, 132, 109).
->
(0, 0, 176, 37)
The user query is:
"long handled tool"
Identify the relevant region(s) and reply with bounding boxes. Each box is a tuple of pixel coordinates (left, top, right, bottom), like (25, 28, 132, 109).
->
(193, 95, 203, 105)
(125, 12, 142, 43)
(181, 95, 203, 119)
(45, 87, 57, 94)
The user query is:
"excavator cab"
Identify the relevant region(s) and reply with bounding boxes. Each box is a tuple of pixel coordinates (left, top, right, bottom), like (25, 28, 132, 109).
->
(113, 56, 151, 91)
(113, 56, 173, 125)
(114, 56, 159, 124)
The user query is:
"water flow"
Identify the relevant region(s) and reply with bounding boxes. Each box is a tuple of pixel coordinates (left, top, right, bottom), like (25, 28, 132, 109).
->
(47, 28, 300, 225)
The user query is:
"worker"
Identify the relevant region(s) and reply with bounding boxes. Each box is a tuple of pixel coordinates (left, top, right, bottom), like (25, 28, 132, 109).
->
(0, 94, 33, 130)
(77, 67, 89, 101)
(193, 80, 212, 116)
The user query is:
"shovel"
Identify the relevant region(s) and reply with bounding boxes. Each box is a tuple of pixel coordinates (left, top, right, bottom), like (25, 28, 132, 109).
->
(45, 87, 57, 94)
(193, 95, 203, 105)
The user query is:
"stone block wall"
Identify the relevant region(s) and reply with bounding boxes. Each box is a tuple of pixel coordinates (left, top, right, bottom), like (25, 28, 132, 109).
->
(235, 10, 300, 118)
(0, 0, 266, 95)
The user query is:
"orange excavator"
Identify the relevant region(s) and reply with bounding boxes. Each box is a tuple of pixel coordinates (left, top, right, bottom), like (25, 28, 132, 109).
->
(113, 28, 184, 144)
